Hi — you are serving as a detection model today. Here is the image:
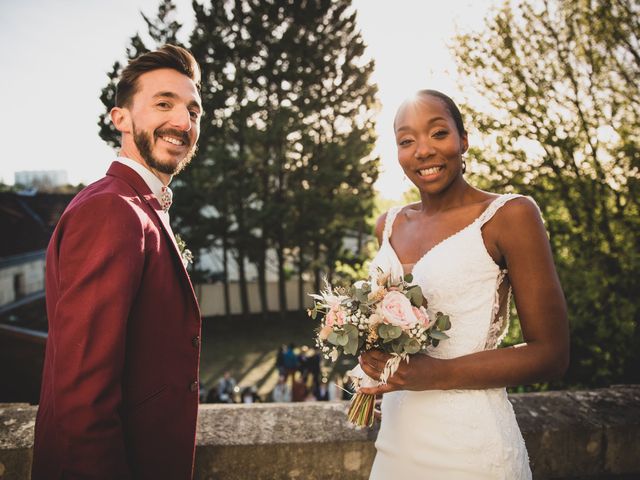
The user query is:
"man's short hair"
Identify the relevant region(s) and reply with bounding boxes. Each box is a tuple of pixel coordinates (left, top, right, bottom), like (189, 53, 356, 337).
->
(115, 44, 201, 108)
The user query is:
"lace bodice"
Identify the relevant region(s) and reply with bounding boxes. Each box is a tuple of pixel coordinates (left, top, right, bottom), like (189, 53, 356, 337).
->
(370, 194, 535, 358)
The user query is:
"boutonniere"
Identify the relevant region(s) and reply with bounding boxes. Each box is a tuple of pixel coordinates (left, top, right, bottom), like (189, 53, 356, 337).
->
(175, 234, 194, 268)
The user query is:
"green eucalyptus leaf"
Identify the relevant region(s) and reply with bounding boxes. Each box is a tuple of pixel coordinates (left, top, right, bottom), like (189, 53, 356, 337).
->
(327, 331, 340, 346)
(344, 323, 356, 334)
(389, 342, 403, 353)
(387, 325, 403, 339)
(436, 312, 451, 331)
(430, 330, 450, 340)
(355, 289, 368, 304)
(336, 333, 349, 346)
(405, 339, 421, 354)
(344, 337, 359, 356)
(404, 273, 414, 283)
(345, 324, 359, 341)
(378, 324, 389, 339)
(406, 285, 423, 307)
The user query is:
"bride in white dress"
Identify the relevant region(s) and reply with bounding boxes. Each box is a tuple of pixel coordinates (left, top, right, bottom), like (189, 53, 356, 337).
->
(359, 90, 570, 479)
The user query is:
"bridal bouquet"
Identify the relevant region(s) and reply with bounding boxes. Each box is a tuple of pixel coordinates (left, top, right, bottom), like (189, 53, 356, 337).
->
(308, 269, 451, 427)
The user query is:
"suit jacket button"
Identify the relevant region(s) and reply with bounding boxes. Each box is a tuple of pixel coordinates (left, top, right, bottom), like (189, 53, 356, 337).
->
(190, 381, 199, 392)
(192, 336, 200, 347)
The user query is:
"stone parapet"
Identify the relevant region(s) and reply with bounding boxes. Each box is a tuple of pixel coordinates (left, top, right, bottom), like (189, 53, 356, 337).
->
(1, 386, 639, 479)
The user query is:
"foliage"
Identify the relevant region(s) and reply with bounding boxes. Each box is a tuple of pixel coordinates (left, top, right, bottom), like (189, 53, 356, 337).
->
(453, 0, 640, 388)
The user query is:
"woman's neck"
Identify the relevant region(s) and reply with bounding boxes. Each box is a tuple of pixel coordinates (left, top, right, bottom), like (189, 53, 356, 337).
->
(418, 176, 473, 215)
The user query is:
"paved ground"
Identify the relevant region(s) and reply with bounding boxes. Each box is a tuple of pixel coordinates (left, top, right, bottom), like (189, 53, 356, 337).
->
(199, 311, 357, 400)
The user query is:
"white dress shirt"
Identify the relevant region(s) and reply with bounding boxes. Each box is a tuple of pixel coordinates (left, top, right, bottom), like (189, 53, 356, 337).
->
(115, 156, 179, 252)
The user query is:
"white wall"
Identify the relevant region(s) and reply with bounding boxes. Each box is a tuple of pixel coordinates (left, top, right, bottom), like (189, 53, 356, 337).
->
(195, 280, 316, 316)
(0, 257, 45, 306)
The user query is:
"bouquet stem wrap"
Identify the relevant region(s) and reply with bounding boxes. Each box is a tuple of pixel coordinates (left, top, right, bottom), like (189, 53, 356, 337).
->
(347, 354, 406, 427)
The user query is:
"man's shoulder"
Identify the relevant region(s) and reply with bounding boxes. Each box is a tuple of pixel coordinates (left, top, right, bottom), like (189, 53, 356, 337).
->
(61, 175, 150, 228)
(69, 175, 143, 211)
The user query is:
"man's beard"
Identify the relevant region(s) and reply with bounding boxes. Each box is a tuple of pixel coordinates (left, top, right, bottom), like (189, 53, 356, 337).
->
(133, 125, 197, 176)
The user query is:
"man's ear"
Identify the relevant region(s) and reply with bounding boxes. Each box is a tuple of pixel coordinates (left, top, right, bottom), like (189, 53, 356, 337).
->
(110, 107, 132, 134)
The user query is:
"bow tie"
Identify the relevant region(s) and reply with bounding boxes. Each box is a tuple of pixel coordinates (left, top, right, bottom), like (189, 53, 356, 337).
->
(159, 186, 173, 213)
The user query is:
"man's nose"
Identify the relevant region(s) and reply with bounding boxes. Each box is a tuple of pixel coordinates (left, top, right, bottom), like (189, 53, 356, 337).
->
(170, 106, 192, 131)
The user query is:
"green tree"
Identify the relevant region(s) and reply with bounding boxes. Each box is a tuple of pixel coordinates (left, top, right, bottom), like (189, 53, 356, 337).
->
(184, 0, 379, 315)
(98, 0, 379, 318)
(453, 0, 639, 387)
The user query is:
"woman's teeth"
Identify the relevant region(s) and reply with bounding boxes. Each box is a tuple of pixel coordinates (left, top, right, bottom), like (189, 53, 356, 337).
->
(419, 166, 443, 176)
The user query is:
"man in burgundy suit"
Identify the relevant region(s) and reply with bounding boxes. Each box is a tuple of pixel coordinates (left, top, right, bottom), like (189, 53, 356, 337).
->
(33, 45, 203, 479)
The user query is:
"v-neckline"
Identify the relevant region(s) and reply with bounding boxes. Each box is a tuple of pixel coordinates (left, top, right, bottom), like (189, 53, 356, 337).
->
(385, 196, 501, 274)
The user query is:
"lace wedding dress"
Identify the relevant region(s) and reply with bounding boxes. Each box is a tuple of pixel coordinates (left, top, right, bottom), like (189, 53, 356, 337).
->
(368, 194, 532, 480)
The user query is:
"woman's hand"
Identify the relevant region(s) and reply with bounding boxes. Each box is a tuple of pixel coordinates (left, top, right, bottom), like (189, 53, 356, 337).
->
(358, 350, 447, 395)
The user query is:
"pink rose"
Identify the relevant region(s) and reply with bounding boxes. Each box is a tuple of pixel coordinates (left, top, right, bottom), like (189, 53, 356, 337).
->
(379, 290, 421, 329)
(325, 306, 345, 327)
(412, 306, 431, 328)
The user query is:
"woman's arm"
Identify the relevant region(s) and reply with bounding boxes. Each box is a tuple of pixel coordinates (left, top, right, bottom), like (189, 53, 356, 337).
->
(359, 197, 570, 393)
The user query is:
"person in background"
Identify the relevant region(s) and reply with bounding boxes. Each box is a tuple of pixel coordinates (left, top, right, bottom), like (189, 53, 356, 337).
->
(314, 379, 329, 401)
(275, 344, 286, 376)
(240, 386, 257, 403)
(216, 371, 237, 403)
(271, 375, 292, 403)
(291, 371, 307, 402)
(283, 343, 299, 381)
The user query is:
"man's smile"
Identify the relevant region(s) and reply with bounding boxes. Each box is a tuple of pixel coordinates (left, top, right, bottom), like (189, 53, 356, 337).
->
(160, 135, 185, 146)
(155, 129, 190, 149)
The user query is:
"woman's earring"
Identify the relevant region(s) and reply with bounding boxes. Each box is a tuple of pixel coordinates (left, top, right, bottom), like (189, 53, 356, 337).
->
(461, 159, 467, 174)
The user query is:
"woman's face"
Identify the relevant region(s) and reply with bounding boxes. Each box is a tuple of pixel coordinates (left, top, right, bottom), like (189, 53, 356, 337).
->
(394, 95, 468, 195)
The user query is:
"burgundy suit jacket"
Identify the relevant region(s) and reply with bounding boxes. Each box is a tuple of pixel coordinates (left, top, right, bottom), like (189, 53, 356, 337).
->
(32, 162, 202, 479)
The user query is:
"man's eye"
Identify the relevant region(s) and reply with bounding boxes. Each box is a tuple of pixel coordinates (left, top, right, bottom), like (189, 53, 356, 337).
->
(189, 111, 200, 119)
(157, 102, 171, 109)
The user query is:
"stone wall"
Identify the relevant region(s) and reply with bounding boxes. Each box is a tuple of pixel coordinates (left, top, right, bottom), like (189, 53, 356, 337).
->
(1, 385, 639, 480)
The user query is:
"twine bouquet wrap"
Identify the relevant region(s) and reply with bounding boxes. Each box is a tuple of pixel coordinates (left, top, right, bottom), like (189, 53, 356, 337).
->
(309, 269, 451, 427)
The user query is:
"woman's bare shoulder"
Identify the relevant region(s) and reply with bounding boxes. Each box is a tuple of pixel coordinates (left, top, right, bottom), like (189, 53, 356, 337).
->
(497, 195, 542, 226)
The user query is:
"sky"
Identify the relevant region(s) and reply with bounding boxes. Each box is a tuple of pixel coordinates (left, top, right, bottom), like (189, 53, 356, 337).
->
(0, 0, 497, 199)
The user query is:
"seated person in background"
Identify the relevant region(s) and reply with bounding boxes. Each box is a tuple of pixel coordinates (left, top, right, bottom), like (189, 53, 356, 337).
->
(271, 375, 292, 403)
(241, 386, 261, 404)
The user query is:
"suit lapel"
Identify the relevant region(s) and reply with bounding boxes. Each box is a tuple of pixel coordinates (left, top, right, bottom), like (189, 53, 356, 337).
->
(106, 162, 200, 315)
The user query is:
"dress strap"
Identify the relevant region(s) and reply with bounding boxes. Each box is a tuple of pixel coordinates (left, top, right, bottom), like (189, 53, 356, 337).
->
(478, 194, 542, 227)
(382, 206, 403, 241)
